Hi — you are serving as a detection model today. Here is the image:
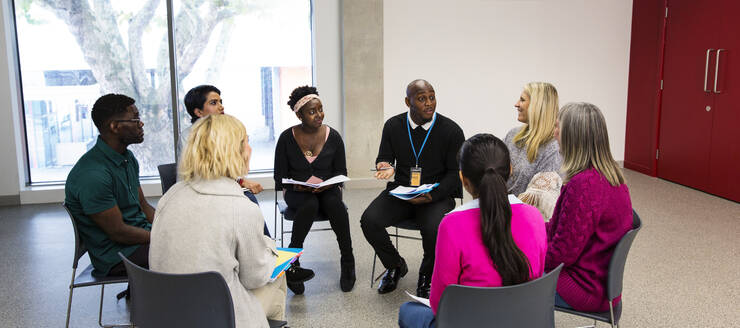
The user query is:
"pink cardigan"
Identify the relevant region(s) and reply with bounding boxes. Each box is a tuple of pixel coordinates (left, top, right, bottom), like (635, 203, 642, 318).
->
(429, 196, 548, 314)
(545, 168, 632, 312)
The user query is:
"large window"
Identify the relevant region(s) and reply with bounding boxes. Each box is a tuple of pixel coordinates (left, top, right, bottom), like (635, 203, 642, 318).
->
(13, 0, 312, 183)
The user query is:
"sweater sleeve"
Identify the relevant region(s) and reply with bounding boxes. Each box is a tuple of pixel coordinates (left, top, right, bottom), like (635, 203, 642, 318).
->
(235, 201, 277, 289)
(274, 131, 289, 191)
(429, 123, 464, 201)
(376, 119, 396, 165)
(545, 179, 595, 270)
(430, 216, 461, 314)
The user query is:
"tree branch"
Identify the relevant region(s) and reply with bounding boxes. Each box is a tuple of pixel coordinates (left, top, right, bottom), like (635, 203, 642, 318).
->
(128, 0, 162, 106)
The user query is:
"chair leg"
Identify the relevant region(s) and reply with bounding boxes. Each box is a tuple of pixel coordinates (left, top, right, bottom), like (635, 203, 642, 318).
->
(395, 227, 399, 251)
(65, 269, 76, 328)
(370, 253, 377, 288)
(98, 285, 105, 327)
(280, 215, 285, 248)
(609, 301, 616, 328)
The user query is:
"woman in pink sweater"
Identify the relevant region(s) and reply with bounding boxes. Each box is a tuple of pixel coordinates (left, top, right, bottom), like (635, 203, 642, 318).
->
(546, 102, 633, 312)
(398, 133, 548, 328)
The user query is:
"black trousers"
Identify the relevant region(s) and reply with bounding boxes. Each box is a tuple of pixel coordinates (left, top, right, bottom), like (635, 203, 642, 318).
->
(360, 190, 455, 276)
(284, 186, 354, 263)
(108, 243, 149, 276)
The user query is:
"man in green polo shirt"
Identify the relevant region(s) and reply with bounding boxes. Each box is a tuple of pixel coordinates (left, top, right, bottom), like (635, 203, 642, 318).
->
(65, 93, 155, 278)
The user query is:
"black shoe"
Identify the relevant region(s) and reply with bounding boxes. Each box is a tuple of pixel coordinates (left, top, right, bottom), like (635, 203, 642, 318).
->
(285, 261, 314, 295)
(416, 274, 431, 299)
(340, 261, 356, 292)
(377, 258, 408, 294)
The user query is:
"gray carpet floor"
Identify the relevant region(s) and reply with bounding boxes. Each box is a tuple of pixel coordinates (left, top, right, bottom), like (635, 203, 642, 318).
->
(0, 169, 737, 327)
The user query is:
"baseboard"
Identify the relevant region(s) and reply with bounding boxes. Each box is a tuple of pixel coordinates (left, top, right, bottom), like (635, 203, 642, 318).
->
(0, 195, 20, 207)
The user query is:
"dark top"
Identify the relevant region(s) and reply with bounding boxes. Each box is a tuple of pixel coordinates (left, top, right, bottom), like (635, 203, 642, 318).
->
(376, 112, 465, 201)
(64, 136, 151, 276)
(274, 126, 347, 190)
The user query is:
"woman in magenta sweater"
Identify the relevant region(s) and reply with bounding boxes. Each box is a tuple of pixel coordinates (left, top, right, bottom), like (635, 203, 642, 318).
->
(398, 133, 547, 328)
(547, 102, 633, 312)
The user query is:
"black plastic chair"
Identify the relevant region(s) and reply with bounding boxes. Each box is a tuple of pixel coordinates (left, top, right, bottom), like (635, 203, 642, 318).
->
(554, 209, 643, 328)
(118, 253, 235, 328)
(157, 163, 177, 194)
(62, 202, 130, 328)
(436, 264, 564, 328)
(119, 253, 286, 328)
(273, 189, 341, 247)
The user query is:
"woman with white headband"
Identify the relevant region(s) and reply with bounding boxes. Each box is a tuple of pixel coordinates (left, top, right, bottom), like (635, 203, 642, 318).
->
(274, 85, 355, 295)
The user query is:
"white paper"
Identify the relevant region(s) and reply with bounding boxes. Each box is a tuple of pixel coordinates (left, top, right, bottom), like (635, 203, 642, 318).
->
(281, 175, 350, 188)
(405, 290, 430, 307)
(389, 183, 439, 200)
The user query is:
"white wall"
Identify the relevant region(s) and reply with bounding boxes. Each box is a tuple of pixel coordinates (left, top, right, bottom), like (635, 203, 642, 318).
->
(384, 0, 633, 160)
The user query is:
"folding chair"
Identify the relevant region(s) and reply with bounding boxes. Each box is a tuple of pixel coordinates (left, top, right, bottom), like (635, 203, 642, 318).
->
(119, 254, 286, 328)
(62, 202, 131, 328)
(554, 209, 643, 328)
(436, 264, 563, 327)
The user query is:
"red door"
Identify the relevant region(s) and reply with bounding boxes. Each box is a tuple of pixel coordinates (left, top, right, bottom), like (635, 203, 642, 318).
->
(658, 0, 720, 192)
(707, 0, 740, 202)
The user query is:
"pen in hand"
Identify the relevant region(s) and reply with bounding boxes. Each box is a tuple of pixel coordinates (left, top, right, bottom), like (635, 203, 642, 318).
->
(370, 167, 395, 172)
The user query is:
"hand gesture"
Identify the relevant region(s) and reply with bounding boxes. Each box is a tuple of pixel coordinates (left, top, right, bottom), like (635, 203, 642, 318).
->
(406, 192, 432, 205)
(374, 162, 395, 180)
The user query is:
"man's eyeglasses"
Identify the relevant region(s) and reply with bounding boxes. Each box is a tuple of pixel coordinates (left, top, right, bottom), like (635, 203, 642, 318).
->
(114, 118, 142, 124)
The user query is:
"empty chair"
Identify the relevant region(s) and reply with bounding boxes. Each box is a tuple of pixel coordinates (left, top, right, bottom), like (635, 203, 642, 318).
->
(62, 202, 130, 328)
(435, 264, 563, 328)
(157, 163, 177, 194)
(554, 210, 643, 328)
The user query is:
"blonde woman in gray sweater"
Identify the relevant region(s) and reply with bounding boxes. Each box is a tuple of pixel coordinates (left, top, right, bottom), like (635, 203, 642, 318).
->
(504, 82, 563, 196)
(150, 114, 286, 328)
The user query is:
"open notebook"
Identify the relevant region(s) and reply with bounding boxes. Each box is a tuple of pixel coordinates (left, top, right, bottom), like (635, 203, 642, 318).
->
(271, 247, 303, 281)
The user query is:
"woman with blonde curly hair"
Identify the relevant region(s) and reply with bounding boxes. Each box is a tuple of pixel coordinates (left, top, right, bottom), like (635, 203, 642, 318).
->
(504, 82, 562, 196)
(150, 114, 286, 328)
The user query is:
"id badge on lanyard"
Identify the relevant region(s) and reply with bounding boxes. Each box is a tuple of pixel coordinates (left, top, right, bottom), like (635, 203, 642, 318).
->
(410, 166, 422, 187)
(407, 114, 435, 188)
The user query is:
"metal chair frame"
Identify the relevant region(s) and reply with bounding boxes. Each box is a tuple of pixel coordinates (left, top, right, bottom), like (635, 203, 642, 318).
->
(554, 209, 643, 328)
(62, 202, 132, 328)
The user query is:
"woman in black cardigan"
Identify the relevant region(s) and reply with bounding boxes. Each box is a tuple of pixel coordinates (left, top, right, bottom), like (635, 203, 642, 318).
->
(274, 86, 355, 294)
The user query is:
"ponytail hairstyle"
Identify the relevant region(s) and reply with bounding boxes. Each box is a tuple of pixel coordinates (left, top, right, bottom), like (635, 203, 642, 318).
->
(458, 133, 531, 286)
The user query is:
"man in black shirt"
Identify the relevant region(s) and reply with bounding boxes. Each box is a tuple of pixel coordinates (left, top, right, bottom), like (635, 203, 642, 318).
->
(361, 79, 464, 298)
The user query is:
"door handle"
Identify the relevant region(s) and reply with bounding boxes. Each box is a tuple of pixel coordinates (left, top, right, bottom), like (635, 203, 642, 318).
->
(714, 49, 724, 94)
(704, 48, 714, 92)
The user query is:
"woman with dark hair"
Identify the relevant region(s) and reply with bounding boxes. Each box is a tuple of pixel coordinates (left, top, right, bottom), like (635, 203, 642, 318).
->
(398, 133, 547, 328)
(546, 102, 633, 312)
(274, 85, 355, 294)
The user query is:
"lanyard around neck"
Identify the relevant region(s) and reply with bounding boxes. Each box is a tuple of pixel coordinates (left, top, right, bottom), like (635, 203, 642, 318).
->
(406, 113, 436, 167)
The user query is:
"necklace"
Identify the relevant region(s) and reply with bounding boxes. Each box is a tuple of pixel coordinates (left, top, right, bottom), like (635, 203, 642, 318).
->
(304, 150, 313, 157)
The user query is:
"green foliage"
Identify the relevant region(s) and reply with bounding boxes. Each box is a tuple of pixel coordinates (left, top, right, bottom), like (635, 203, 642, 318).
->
(15, 0, 48, 25)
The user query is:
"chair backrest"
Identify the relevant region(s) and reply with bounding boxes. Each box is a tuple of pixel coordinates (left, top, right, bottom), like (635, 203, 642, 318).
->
(606, 209, 643, 300)
(119, 253, 236, 328)
(62, 202, 87, 269)
(436, 264, 563, 328)
(157, 163, 178, 194)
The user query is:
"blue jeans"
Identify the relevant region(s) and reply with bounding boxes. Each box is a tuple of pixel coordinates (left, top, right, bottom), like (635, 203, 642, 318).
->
(555, 292, 573, 309)
(398, 302, 436, 328)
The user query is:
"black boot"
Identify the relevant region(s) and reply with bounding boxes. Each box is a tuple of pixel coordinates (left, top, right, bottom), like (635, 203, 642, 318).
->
(416, 273, 431, 299)
(377, 257, 408, 294)
(285, 260, 314, 295)
(339, 258, 356, 292)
